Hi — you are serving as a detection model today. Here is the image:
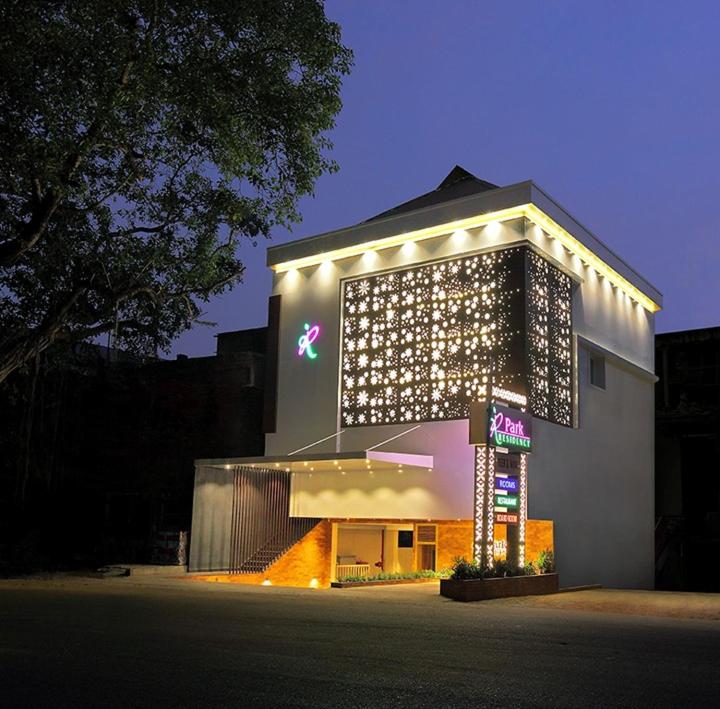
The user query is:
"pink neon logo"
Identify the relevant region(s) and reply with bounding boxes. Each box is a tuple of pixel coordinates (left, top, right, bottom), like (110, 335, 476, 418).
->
(297, 323, 320, 359)
(490, 408, 529, 440)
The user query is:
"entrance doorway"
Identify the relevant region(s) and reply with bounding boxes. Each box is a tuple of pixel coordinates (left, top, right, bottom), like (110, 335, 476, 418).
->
(333, 523, 414, 580)
(415, 524, 437, 571)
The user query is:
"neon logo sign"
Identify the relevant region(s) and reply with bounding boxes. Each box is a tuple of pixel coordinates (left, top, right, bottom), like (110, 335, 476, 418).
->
(297, 322, 320, 360)
(488, 404, 532, 452)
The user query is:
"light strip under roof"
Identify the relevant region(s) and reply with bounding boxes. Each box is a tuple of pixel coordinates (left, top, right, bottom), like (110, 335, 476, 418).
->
(272, 204, 660, 312)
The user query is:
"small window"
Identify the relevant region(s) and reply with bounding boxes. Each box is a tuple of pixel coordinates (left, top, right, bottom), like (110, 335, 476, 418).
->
(589, 354, 606, 389)
(416, 524, 436, 543)
(398, 531, 413, 548)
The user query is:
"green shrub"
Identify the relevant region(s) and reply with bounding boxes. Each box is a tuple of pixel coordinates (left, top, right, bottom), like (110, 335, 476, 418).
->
(450, 556, 541, 580)
(449, 557, 485, 580)
(537, 549, 555, 574)
(337, 569, 448, 583)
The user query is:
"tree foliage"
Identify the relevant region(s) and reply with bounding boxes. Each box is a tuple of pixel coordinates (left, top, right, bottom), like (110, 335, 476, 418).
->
(0, 0, 352, 382)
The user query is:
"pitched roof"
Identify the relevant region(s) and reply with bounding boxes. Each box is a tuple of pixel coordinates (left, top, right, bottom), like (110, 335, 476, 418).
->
(363, 165, 498, 223)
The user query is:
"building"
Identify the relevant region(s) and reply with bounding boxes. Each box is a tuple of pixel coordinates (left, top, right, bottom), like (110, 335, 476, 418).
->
(189, 166, 662, 589)
(655, 326, 720, 591)
(0, 329, 265, 571)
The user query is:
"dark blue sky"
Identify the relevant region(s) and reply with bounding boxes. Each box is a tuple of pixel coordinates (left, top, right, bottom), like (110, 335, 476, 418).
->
(173, 1, 720, 357)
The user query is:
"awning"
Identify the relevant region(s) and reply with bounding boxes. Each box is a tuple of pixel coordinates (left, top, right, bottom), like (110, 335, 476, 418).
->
(195, 450, 433, 474)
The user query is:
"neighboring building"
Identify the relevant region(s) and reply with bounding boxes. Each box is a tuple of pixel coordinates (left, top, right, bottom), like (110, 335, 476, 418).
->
(0, 329, 265, 571)
(655, 326, 720, 591)
(190, 166, 662, 589)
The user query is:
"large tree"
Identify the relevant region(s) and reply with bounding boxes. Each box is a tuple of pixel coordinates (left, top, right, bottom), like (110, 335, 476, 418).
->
(0, 1, 352, 383)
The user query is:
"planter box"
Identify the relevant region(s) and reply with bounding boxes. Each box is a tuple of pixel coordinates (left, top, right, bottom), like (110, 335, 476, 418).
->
(331, 577, 440, 588)
(440, 573, 559, 602)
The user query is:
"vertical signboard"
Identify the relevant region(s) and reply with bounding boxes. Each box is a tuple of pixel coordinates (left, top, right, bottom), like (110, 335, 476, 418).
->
(469, 401, 533, 454)
(494, 451, 519, 525)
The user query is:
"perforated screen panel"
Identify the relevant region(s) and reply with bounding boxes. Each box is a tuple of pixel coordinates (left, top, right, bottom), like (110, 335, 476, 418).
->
(340, 247, 526, 426)
(527, 251, 573, 426)
(339, 246, 573, 428)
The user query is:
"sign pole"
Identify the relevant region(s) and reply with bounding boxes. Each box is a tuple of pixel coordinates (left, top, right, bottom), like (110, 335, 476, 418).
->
(472, 445, 486, 565)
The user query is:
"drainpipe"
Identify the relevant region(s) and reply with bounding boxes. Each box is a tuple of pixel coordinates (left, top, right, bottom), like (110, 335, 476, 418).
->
(380, 529, 385, 571)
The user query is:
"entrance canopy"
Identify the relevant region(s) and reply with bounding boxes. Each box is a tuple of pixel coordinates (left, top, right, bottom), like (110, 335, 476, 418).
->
(195, 450, 433, 475)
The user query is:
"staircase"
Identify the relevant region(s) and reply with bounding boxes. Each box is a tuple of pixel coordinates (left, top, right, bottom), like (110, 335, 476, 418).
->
(234, 517, 320, 574)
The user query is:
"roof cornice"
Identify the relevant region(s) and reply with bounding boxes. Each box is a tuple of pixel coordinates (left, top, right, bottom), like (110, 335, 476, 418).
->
(266, 181, 662, 312)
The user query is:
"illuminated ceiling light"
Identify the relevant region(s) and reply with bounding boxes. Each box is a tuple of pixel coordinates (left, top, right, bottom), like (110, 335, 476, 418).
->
(524, 203, 659, 312)
(273, 205, 526, 272)
(271, 203, 659, 312)
(484, 220, 501, 237)
(283, 268, 299, 285)
(274, 463, 280, 467)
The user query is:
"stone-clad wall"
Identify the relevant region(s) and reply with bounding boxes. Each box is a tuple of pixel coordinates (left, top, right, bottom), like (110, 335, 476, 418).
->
(194, 520, 332, 588)
(435, 519, 553, 570)
(436, 521, 473, 570)
(194, 518, 553, 589)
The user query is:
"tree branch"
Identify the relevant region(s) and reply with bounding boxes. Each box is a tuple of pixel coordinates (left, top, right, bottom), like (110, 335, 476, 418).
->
(0, 55, 138, 268)
(0, 284, 90, 385)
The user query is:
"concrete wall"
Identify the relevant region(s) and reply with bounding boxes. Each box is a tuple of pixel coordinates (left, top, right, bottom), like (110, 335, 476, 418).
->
(528, 345, 655, 588)
(189, 465, 235, 572)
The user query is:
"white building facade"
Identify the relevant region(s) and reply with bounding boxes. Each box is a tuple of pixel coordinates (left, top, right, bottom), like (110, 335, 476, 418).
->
(190, 168, 661, 589)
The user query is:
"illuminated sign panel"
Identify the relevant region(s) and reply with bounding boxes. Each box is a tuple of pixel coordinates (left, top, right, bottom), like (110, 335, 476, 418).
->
(339, 246, 572, 428)
(495, 512, 518, 525)
(470, 401, 534, 453)
(488, 403, 533, 452)
(494, 494, 518, 508)
(495, 476, 518, 493)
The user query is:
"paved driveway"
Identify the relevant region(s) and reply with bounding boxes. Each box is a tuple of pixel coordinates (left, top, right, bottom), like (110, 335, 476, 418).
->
(1, 576, 719, 708)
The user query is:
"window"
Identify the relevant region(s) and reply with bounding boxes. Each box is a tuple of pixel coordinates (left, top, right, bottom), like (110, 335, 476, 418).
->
(589, 353, 606, 389)
(398, 530, 414, 548)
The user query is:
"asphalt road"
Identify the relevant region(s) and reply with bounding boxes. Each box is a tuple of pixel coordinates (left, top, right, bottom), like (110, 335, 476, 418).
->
(1, 577, 719, 708)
